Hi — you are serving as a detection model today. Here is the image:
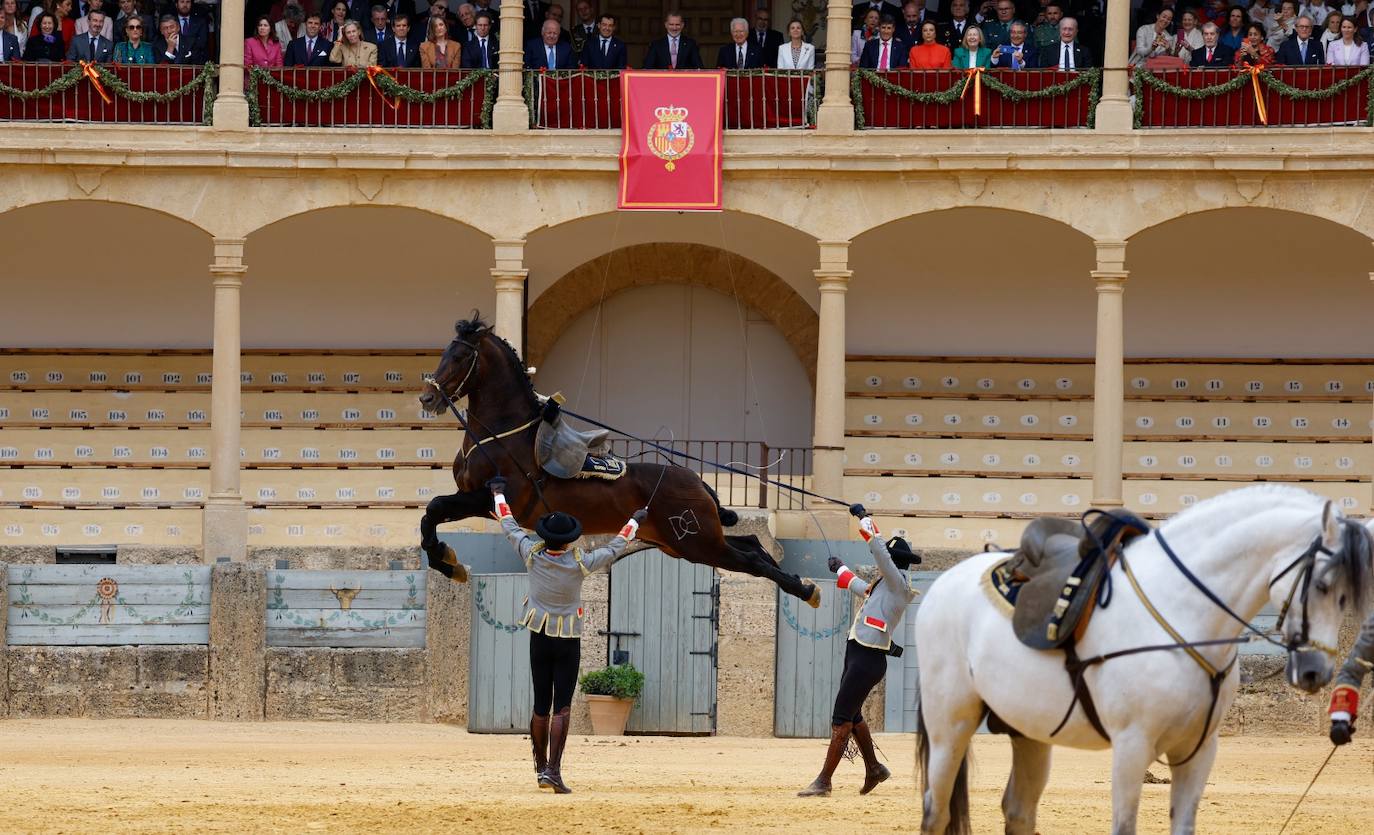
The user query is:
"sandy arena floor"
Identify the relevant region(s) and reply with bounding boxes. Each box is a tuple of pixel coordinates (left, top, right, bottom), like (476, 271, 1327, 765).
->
(0, 720, 1367, 833)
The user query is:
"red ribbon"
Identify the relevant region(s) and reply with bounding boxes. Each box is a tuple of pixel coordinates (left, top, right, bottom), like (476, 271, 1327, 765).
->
(80, 60, 112, 105)
(365, 65, 401, 111)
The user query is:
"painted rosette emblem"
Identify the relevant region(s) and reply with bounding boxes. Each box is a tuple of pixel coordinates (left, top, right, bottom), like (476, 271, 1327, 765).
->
(96, 577, 118, 624)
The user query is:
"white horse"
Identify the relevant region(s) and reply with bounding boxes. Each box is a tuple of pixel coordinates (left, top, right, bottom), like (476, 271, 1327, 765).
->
(915, 485, 1373, 835)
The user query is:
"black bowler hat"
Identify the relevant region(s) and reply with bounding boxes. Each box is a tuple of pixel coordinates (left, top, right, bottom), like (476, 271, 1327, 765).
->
(535, 511, 582, 549)
(886, 536, 922, 569)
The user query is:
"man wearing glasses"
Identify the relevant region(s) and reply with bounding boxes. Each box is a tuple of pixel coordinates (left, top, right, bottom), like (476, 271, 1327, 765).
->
(1275, 14, 1325, 63)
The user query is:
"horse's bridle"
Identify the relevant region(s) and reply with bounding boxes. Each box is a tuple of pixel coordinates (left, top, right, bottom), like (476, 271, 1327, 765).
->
(1268, 533, 1343, 659)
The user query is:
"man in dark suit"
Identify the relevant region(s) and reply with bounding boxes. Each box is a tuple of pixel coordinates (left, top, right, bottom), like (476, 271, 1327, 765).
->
(716, 18, 765, 68)
(569, 0, 598, 56)
(1045, 15, 1092, 68)
(1189, 22, 1234, 66)
(643, 12, 703, 69)
(167, 0, 207, 57)
(580, 13, 627, 69)
(939, 0, 975, 48)
(521, 0, 548, 29)
(285, 14, 333, 65)
(67, 11, 116, 60)
(853, 0, 902, 29)
(543, 3, 571, 44)
(380, 13, 420, 66)
(989, 21, 1038, 67)
(453, 3, 477, 43)
(460, 11, 497, 67)
(368, 5, 391, 46)
(155, 14, 204, 62)
(346, 0, 371, 23)
(749, 8, 784, 66)
(859, 16, 909, 67)
(1275, 16, 1324, 64)
(524, 19, 574, 68)
(895, 0, 932, 48)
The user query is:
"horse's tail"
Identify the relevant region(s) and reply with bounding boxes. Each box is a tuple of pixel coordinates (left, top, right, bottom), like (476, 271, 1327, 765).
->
(916, 701, 972, 835)
(702, 481, 738, 527)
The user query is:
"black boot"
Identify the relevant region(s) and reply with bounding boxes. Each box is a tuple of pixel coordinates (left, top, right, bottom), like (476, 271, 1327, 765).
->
(852, 721, 890, 795)
(530, 713, 550, 786)
(797, 721, 853, 797)
(539, 707, 573, 794)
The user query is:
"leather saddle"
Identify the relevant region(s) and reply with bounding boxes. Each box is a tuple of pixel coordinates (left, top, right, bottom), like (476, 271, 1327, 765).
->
(1008, 509, 1151, 650)
(534, 409, 624, 481)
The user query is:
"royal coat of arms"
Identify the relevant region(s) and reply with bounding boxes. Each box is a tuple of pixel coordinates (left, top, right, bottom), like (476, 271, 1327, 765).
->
(646, 105, 695, 171)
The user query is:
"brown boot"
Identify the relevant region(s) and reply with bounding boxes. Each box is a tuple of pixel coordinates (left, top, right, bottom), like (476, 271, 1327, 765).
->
(529, 713, 550, 785)
(852, 721, 890, 795)
(538, 707, 573, 794)
(797, 721, 853, 797)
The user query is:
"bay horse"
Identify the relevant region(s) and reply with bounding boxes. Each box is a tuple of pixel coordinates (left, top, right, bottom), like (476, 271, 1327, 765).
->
(914, 486, 1372, 835)
(416, 316, 821, 607)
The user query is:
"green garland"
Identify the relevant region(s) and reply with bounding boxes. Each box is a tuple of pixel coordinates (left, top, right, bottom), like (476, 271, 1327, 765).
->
(1132, 66, 1374, 127)
(245, 66, 496, 128)
(851, 67, 1100, 129)
(0, 62, 217, 125)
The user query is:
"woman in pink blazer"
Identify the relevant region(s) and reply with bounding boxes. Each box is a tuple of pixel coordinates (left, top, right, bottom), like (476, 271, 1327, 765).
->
(244, 14, 284, 68)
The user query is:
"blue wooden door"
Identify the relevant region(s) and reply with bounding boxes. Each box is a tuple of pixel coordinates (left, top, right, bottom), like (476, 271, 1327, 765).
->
(608, 552, 717, 735)
(774, 580, 855, 738)
(467, 573, 534, 733)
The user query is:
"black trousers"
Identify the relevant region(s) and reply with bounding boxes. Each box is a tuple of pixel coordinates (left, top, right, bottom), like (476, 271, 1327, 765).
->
(831, 639, 888, 726)
(530, 630, 581, 716)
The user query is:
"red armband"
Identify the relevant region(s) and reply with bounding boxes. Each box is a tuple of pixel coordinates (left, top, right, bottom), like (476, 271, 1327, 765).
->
(836, 566, 856, 590)
(493, 493, 512, 519)
(618, 518, 639, 540)
(858, 517, 879, 542)
(1330, 684, 1359, 718)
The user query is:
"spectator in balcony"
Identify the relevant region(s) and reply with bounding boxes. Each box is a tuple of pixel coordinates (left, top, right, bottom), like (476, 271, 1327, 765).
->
(1268, 0, 1300, 45)
(854, 0, 902, 30)
(167, 0, 206, 57)
(895, 1, 930, 48)
(31, 0, 76, 45)
(1277, 15, 1325, 59)
(1320, 9, 1344, 44)
(68, 8, 113, 57)
(328, 17, 373, 64)
(470, 0, 497, 32)
(543, 3, 570, 43)
(952, 23, 990, 66)
(852, 7, 880, 63)
(1233, 19, 1276, 61)
(459, 9, 494, 67)
(1131, 8, 1176, 64)
(1222, 3, 1249, 46)
(777, 17, 815, 68)
(155, 13, 201, 61)
(581, 13, 625, 69)
(643, 12, 702, 69)
(524, 18, 572, 68)
(321, 0, 348, 40)
(367, 4, 388, 45)
(520, 0, 547, 29)
(908, 18, 952, 65)
(1191, 20, 1237, 62)
(380, 12, 418, 65)
(0, 9, 18, 61)
(274, 0, 305, 48)
(1050, 15, 1091, 67)
(22, 12, 64, 59)
(860, 14, 908, 67)
(569, 0, 596, 56)
(74, 0, 112, 39)
(419, 14, 458, 66)
(1300, 0, 1333, 25)
(1175, 9, 1204, 57)
(285, 11, 332, 63)
(113, 12, 153, 59)
(716, 17, 764, 68)
(0, 0, 25, 54)
(940, 0, 975, 48)
(1033, 1, 1062, 50)
(1325, 14, 1369, 58)
(751, 8, 783, 66)
(453, 2, 476, 44)
(980, 0, 1020, 49)
(990, 20, 1036, 66)
(244, 14, 282, 65)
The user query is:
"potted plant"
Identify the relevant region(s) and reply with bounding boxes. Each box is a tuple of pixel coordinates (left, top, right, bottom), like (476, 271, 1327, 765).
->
(578, 663, 645, 736)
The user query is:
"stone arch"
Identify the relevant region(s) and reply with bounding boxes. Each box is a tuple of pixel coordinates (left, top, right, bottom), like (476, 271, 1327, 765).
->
(526, 242, 819, 386)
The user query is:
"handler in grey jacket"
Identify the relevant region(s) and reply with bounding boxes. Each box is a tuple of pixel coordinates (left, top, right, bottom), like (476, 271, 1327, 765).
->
(798, 503, 920, 797)
(489, 476, 646, 794)
(1328, 610, 1374, 745)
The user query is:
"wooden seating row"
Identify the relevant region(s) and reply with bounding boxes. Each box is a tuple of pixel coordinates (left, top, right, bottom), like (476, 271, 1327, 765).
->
(0, 352, 436, 392)
(846, 398, 1371, 441)
(0, 391, 442, 427)
(847, 358, 1374, 401)
(845, 437, 1371, 481)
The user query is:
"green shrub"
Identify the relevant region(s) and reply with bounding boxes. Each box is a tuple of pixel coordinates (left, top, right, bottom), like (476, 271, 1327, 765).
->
(578, 663, 645, 701)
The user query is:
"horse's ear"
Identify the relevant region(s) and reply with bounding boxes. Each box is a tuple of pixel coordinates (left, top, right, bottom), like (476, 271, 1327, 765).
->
(454, 320, 464, 336)
(1321, 500, 1343, 542)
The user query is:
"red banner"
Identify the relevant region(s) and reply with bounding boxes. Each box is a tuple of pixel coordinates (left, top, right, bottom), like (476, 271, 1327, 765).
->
(618, 71, 724, 212)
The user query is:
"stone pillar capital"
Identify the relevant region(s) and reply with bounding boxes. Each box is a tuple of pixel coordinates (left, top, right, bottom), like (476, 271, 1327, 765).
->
(1092, 239, 1128, 283)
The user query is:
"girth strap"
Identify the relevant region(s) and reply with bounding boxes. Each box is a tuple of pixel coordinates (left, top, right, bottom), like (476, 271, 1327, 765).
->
(1051, 643, 1112, 742)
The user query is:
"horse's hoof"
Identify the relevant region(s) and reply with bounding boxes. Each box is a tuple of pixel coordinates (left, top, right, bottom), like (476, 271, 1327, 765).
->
(805, 583, 821, 609)
(442, 544, 469, 584)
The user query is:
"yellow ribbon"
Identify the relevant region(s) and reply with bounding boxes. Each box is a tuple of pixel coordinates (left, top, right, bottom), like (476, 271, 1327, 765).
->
(1244, 63, 1268, 125)
(959, 67, 984, 116)
(365, 65, 401, 111)
(80, 60, 112, 105)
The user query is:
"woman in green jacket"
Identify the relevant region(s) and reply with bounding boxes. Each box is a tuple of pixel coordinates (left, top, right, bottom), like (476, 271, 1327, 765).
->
(112, 14, 153, 63)
(952, 25, 991, 68)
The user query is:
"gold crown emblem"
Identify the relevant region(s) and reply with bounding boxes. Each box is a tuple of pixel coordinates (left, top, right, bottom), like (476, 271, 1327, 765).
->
(654, 104, 689, 122)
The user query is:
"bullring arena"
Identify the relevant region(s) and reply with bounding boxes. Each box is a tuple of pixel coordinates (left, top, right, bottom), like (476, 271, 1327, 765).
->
(3, 0, 1374, 830)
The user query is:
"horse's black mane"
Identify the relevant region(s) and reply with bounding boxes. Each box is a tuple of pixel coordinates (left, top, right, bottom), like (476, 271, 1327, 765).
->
(1336, 519, 1373, 612)
(454, 313, 537, 402)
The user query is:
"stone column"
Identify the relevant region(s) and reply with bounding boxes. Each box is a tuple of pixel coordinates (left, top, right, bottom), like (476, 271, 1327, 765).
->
(810, 241, 851, 535)
(1095, 0, 1132, 131)
(208, 562, 266, 720)
(816, 0, 854, 133)
(491, 238, 528, 357)
(1091, 240, 1127, 508)
(204, 238, 248, 563)
(213, 0, 250, 129)
(491, 1, 527, 132)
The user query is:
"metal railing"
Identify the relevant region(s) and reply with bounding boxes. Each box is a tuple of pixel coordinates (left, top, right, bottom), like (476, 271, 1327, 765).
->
(525, 69, 819, 130)
(1133, 66, 1372, 128)
(248, 66, 493, 128)
(852, 67, 1100, 129)
(607, 439, 812, 511)
(0, 62, 214, 125)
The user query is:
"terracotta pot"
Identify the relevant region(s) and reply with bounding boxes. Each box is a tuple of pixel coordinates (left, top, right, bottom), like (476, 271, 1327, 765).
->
(584, 694, 635, 735)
